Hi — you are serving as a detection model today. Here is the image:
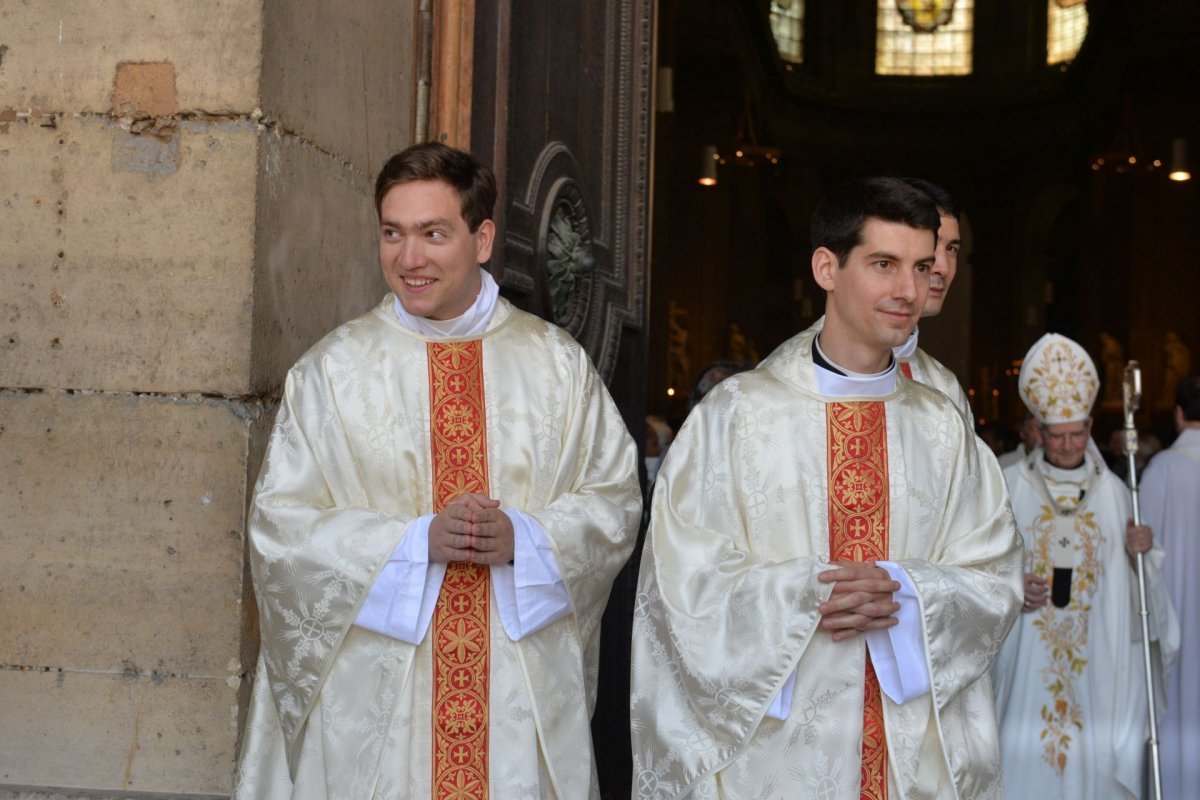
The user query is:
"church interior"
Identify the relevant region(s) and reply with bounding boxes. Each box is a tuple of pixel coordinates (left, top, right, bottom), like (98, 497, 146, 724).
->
(647, 0, 1199, 450)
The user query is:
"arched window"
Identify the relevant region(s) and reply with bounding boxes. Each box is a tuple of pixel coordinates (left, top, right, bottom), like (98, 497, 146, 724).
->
(875, 0, 974, 77)
(1047, 0, 1088, 65)
(769, 0, 805, 64)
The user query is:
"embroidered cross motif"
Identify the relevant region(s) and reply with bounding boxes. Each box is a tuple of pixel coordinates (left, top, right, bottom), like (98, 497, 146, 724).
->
(429, 339, 490, 800)
(827, 400, 890, 800)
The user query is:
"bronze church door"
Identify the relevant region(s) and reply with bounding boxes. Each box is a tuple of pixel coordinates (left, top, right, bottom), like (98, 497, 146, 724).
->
(469, 1, 655, 796)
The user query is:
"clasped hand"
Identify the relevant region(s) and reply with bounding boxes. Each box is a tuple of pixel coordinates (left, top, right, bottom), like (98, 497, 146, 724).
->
(429, 492, 515, 565)
(817, 561, 900, 642)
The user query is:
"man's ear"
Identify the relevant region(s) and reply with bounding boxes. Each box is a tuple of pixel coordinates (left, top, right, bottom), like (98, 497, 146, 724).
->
(475, 219, 496, 264)
(812, 247, 838, 292)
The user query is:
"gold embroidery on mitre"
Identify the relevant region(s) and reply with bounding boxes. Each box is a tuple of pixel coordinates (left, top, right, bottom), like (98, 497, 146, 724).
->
(827, 401, 889, 800)
(1018, 334, 1099, 425)
(429, 340, 490, 800)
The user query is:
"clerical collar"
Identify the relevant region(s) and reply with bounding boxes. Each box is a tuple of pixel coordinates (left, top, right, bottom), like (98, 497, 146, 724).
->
(1040, 456, 1087, 479)
(812, 334, 897, 398)
(393, 269, 500, 338)
(893, 327, 919, 360)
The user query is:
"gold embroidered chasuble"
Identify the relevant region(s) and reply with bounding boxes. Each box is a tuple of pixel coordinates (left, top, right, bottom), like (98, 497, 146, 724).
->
(235, 296, 640, 799)
(992, 449, 1178, 800)
(630, 325, 1022, 800)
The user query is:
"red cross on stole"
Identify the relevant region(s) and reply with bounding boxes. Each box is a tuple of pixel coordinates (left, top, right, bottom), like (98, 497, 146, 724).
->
(827, 400, 891, 800)
(428, 340, 491, 800)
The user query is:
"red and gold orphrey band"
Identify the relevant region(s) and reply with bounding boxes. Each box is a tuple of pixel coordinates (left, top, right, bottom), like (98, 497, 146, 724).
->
(429, 340, 491, 800)
(827, 401, 890, 800)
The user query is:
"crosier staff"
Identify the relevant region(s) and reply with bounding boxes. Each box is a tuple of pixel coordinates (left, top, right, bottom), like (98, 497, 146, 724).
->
(1122, 360, 1163, 800)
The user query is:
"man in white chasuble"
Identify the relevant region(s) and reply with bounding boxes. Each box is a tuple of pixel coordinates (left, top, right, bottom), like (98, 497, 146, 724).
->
(631, 177, 1023, 799)
(234, 142, 641, 799)
(992, 333, 1179, 800)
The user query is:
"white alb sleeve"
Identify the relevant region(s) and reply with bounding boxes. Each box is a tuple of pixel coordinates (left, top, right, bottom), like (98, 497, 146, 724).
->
(492, 508, 572, 640)
(764, 666, 799, 720)
(354, 514, 446, 644)
(866, 560, 931, 703)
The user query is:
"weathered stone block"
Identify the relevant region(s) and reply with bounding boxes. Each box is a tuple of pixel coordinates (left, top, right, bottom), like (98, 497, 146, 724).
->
(0, 0, 261, 114)
(0, 669, 237, 795)
(261, 0, 417, 172)
(250, 132, 385, 392)
(0, 115, 257, 394)
(0, 390, 253, 676)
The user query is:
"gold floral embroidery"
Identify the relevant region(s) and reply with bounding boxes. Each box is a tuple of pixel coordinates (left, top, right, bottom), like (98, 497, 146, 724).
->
(1029, 498, 1103, 776)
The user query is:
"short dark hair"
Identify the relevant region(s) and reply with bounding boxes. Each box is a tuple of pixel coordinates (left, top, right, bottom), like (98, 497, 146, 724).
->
(374, 142, 497, 232)
(1177, 375, 1200, 421)
(900, 177, 961, 220)
(811, 177, 941, 265)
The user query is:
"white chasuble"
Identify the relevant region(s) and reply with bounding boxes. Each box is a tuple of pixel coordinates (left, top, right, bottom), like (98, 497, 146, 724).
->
(234, 296, 641, 799)
(1140, 427, 1200, 800)
(992, 449, 1179, 800)
(630, 325, 1023, 800)
(893, 328, 972, 422)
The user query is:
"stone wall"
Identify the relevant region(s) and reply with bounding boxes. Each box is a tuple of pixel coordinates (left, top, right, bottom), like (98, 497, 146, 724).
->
(0, 1, 417, 795)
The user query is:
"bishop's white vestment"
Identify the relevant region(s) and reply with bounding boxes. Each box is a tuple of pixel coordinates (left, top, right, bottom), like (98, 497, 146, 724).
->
(1139, 427, 1200, 800)
(630, 325, 1023, 800)
(234, 293, 640, 799)
(993, 448, 1179, 800)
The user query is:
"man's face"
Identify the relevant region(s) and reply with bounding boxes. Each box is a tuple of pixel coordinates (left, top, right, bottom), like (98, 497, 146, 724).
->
(922, 212, 960, 317)
(813, 218, 933, 368)
(379, 179, 495, 321)
(1042, 419, 1092, 469)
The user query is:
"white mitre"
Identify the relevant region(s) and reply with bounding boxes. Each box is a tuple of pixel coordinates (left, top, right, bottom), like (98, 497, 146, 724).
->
(1018, 332, 1100, 425)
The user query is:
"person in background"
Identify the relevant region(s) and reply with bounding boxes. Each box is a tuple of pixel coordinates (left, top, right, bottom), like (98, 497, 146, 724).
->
(1139, 375, 1200, 800)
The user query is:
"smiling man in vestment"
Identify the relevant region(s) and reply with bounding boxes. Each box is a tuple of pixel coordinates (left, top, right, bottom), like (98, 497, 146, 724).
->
(631, 177, 1023, 799)
(234, 142, 640, 798)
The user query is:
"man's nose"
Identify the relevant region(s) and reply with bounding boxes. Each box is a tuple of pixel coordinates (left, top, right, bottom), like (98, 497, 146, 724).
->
(894, 267, 919, 301)
(398, 239, 427, 267)
(930, 250, 948, 279)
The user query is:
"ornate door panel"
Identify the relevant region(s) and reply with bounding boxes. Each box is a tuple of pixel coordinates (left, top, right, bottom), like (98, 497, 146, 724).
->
(472, 0, 653, 430)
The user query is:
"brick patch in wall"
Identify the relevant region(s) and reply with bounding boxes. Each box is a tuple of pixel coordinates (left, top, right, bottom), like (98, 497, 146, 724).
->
(112, 62, 177, 119)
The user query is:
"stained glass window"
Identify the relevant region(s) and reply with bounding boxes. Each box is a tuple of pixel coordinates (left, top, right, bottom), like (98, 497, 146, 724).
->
(770, 0, 805, 65)
(876, 0, 974, 77)
(1047, 0, 1088, 66)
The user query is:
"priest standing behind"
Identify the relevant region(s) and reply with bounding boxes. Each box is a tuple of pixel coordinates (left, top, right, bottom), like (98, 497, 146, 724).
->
(234, 142, 641, 798)
(1137, 375, 1200, 800)
(630, 177, 1023, 799)
(892, 177, 971, 419)
(991, 333, 1179, 800)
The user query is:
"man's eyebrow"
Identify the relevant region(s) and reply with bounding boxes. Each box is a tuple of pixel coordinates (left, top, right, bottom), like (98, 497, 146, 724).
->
(380, 216, 458, 230)
(862, 249, 900, 261)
